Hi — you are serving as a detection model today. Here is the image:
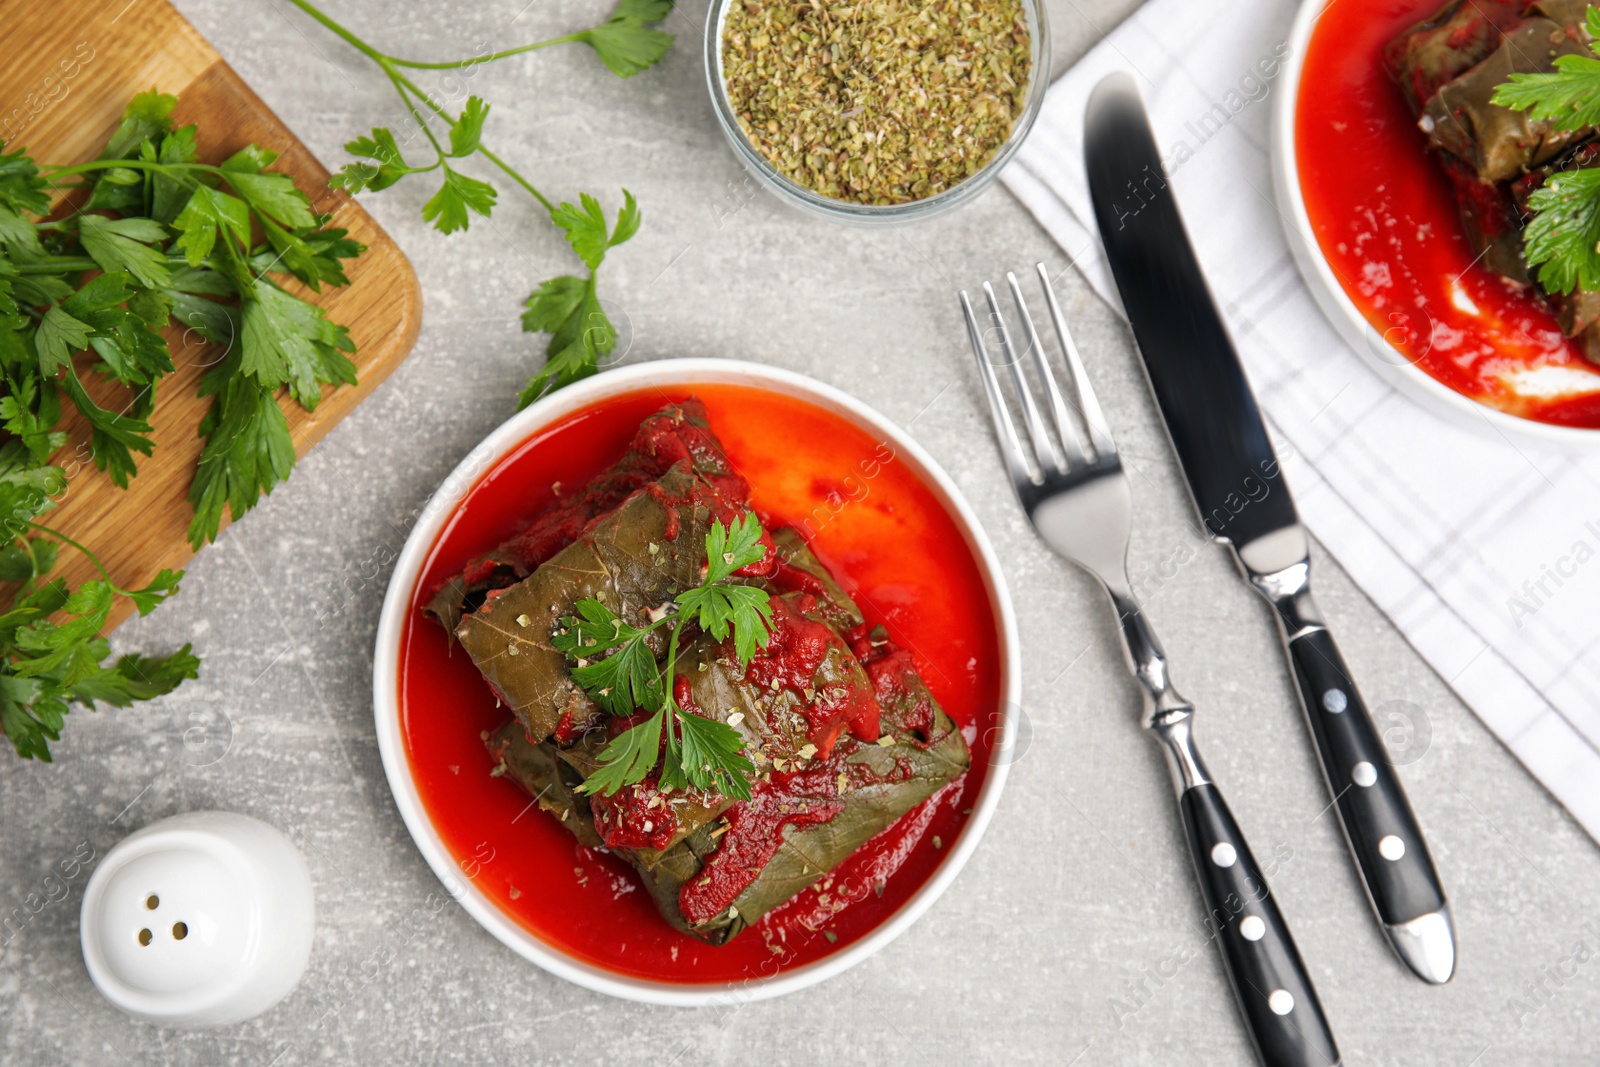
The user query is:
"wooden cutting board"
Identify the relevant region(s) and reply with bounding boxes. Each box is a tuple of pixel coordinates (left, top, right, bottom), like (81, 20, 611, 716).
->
(3, 0, 422, 630)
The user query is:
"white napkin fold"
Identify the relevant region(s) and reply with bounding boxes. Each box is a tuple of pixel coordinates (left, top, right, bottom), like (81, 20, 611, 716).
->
(1002, 0, 1600, 842)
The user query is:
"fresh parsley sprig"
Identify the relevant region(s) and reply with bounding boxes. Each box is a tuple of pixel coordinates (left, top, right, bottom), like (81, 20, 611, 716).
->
(0, 449, 197, 760)
(287, 0, 672, 404)
(1492, 4, 1600, 293)
(552, 514, 773, 800)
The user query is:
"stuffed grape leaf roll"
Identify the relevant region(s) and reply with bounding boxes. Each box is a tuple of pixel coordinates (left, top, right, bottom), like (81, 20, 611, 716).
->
(456, 400, 972, 944)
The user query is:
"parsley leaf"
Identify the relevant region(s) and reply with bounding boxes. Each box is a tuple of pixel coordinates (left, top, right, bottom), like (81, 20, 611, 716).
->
(77, 215, 172, 290)
(1493, 6, 1600, 129)
(330, 128, 426, 194)
(100, 91, 177, 161)
(1492, 6, 1600, 295)
(517, 191, 640, 405)
(518, 274, 616, 406)
(240, 280, 357, 408)
(225, 170, 319, 230)
(552, 599, 663, 716)
(678, 582, 774, 665)
(581, 709, 665, 796)
(72, 645, 200, 706)
(577, 0, 676, 78)
(57, 366, 156, 488)
(1523, 169, 1600, 294)
(34, 306, 93, 375)
(422, 167, 497, 234)
(1493, 55, 1600, 128)
(704, 512, 767, 584)
(122, 568, 184, 617)
(550, 193, 612, 271)
(171, 185, 253, 267)
(0, 142, 51, 218)
(448, 97, 490, 157)
(187, 365, 295, 549)
(520, 275, 589, 337)
(665, 708, 755, 800)
(550, 188, 640, 272)
(676, 514, 774, 664)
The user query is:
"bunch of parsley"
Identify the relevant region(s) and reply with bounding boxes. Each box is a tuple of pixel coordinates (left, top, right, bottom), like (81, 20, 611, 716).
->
(552, 515, 774, 799)
(2, 91, 364, 548)
(287, 0, 672, 402)
(0, 91, 364, 758)
(1493, 4, 1600, 294)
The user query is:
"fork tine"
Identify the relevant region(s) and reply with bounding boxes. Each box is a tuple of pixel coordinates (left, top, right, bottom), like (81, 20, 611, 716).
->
(1005, 271, 1091, 469)
(981, 282, 1067, 474)
(1035, 263, 1117, 458)
(960, 290, 1035, 488)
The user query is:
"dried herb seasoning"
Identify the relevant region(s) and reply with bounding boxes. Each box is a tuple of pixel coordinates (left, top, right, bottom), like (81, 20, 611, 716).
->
(721, 0, 1032, 205)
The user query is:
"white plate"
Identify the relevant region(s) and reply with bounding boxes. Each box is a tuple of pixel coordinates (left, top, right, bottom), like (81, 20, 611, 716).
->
(1271, 0, 1600, 448)
(372, 358, 1021, 1006)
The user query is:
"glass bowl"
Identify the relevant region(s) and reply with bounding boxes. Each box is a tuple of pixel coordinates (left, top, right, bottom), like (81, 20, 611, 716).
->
(704, 0, 1052, 224)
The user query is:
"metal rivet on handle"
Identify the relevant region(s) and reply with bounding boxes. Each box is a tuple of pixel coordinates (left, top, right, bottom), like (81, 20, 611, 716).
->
(1211, 842, 1237, 868)
(1322, 689, 1348, 713)
(1379, 835, 1406, 861)
(1269, 989, 1295, 1015)
(1240, 915, 1265, 941)
(1352, 761, 1377, 787)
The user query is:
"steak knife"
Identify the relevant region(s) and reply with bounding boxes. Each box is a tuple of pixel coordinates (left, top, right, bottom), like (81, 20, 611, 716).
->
(1082, 72, 1455, 985)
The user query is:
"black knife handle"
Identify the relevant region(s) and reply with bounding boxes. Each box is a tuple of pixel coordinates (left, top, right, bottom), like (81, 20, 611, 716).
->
(1286, 628, 1445, 924)
(1180, 783, 1341, 1067)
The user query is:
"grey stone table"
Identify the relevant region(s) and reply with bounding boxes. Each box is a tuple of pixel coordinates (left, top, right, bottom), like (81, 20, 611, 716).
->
(4, 1, 1598, 1063)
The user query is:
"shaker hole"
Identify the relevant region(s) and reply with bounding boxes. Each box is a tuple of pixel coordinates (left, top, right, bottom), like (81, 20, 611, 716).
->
(137, 929, 152, 946)
(172, 922, 188, 940)
(145, 894, 159, 910)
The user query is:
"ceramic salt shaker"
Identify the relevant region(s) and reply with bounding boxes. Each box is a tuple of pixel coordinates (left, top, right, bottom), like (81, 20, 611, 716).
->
(80, 811, 315, 1028)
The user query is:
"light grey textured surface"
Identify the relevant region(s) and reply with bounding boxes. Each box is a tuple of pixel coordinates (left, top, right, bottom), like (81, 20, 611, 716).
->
(4, 1, 1599, 1064)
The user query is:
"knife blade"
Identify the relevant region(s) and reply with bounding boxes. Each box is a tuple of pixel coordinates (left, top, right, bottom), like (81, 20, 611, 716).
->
(1082, 72, 1455, 985)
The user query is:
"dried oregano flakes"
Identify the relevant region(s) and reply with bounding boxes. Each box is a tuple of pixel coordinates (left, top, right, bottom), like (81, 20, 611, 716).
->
(721, 0, 1033, 205)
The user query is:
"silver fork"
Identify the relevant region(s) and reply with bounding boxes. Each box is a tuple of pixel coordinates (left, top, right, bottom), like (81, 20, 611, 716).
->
(962, 265, 1340, 1067)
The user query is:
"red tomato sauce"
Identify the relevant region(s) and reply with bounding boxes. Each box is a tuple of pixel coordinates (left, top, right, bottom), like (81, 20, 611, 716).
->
(1296, 0, 1600, 427)
(396, 383, 1003, 983)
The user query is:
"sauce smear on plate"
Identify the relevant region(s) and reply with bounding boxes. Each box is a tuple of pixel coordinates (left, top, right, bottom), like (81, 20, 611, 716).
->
(1297, 0, 1600, 427)
(397, 384, 1002, 982)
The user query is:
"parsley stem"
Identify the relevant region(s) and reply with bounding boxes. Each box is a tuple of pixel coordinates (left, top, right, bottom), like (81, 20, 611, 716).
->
(10, 254, 193, 274)
(43, 159, 212, 181)
(662, 616, 682, 715)
(22, 521, 112, 584)
(279, 0, 583, 73)
(474, 146, 556, 215)
(384, 69, 451, 162)
(385, 35, 584, 70)
(282, 0, 389, 66)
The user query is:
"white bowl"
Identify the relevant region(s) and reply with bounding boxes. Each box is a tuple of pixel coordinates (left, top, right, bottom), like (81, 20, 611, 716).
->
(372, 358, 1021, 1006)
(1271, 0, 1600, 448)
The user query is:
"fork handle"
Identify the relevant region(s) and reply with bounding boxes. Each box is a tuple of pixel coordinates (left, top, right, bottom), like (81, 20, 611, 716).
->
(1178, 780, 1341, 1067)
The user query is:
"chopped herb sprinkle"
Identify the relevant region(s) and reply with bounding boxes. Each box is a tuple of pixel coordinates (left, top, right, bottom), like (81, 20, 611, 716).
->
(722, 0, 1033, 204)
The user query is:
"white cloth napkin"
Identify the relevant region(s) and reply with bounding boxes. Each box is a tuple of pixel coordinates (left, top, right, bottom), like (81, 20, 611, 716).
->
(1002, 0, 1600, 842)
